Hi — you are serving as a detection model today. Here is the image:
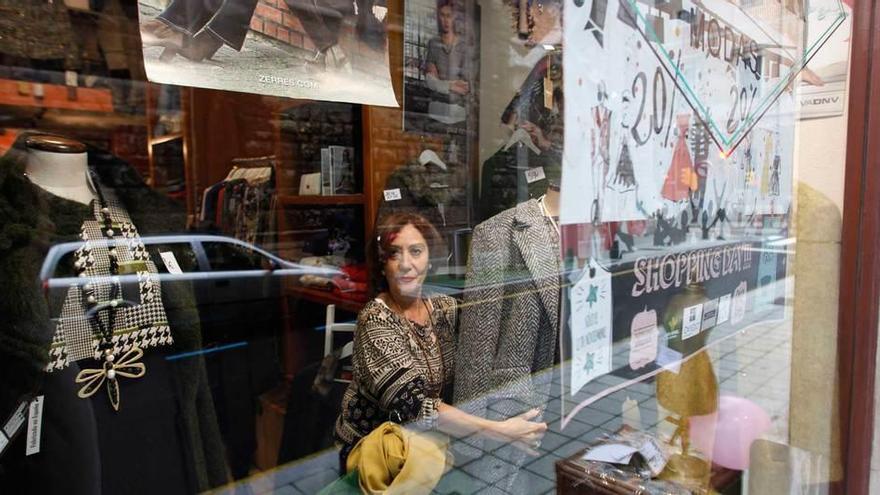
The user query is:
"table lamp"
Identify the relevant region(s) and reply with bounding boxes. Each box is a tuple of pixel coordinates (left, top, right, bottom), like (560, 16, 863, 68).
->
(656, 281, 719, 489)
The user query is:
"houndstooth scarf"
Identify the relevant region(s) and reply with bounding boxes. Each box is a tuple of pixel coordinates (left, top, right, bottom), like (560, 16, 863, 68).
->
(45, 187, 173, 373)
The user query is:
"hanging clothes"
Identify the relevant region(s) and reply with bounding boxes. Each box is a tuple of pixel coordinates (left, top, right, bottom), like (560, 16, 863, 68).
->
(662, 114, 698, 202)
(592, 104, 612, 181)
(198, 162, 276, 247)
(379, 159, 466, 230)
(0, 137, 227, 494)
(478, 145, 561, 223)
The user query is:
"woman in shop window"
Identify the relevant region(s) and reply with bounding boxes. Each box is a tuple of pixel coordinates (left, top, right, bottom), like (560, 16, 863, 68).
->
(333, 212, 547, 471)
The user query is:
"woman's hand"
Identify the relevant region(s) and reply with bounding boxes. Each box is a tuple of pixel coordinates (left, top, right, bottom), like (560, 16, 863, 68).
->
(450, 80, 470, 95)
(488, 408, 548, 455)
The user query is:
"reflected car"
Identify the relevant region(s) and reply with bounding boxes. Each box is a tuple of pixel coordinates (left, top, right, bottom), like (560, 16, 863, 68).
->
(40, 234, 343, 345)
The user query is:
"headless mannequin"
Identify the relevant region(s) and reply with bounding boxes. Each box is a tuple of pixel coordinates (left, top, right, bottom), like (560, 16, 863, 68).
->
(24, 135, 97, 205)
(542, 186, 560, 218)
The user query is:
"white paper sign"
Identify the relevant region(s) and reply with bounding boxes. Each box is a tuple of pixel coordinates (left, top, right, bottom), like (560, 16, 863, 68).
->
(701, 299, 719, 331)
(25, 396, 43, 456)
(64, 70, 78, 87)
(383, 188, 402, 201)
(716, 294, 732, 325)
(629, 307, 658, 370)
(731, 281, 748, 325)
(525, 167, 546, 184)
(682, 303, 704, 340)
(159, 252, 183, 275)
(3, 401, 28, 439)
(0, 432, 8, 456)
(570, 259, 613, 395)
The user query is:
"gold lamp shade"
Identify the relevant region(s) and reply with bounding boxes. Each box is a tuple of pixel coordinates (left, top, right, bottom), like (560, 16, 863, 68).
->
(657, 281, 719, 417)
(657, 350, 718, 417)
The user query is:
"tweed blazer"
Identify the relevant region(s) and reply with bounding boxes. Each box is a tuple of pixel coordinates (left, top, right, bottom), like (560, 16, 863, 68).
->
(454, 198, 561, 422)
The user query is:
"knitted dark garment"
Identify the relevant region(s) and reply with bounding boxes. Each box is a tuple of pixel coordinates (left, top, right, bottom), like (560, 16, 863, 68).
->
(0, 137, 228, 491)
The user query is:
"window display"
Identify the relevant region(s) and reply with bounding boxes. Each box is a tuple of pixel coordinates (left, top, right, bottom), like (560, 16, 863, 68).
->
(0, 0, 868, 493)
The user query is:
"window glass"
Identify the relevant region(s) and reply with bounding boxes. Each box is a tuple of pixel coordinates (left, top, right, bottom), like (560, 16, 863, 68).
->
(203, 241, 266, 271)
(146, 242, 201, 273)
(0, 0, 860, 493)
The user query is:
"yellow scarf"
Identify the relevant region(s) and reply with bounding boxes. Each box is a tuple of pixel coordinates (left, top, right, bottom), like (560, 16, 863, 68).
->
(346, 422, 449, 494)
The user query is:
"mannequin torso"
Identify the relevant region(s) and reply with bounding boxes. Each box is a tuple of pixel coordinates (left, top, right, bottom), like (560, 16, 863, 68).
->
(24, 136, 97, 205)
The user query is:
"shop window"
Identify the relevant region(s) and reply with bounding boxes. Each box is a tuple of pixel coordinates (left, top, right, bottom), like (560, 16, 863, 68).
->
(203, 241, 266, 271)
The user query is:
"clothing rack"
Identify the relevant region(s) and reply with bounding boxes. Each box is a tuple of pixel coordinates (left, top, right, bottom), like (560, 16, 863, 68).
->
(230, 155, 276, 167)
(198, 156, 278, 247)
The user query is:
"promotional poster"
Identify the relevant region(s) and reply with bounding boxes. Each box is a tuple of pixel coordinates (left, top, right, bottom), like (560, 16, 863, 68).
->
(138, 0, 398, 106)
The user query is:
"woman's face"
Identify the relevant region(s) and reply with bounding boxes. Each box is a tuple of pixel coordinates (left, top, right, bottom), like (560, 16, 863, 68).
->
(384, 223, 430, 299)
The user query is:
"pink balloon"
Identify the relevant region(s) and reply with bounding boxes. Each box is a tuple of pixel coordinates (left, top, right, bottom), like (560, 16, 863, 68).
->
(688, 395, 771, 470)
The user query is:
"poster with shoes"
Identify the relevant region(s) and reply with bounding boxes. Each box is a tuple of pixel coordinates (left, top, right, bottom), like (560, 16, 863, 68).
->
(137, 0, 398, 106)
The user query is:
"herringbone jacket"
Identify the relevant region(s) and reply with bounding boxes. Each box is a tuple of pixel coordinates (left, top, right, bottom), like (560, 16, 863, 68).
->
(454, 198, 561, 421)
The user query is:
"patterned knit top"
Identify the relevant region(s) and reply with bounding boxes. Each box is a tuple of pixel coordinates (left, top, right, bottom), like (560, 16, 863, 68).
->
(334, 294, 458, 461)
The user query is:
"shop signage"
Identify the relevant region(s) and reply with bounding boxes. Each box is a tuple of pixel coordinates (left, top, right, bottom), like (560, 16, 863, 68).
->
(561, 0, 844, 223)
(560, 241, 787, 427)
(609, 0, 844, 154)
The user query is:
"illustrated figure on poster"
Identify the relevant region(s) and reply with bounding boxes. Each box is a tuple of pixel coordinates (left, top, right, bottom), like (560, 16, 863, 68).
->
(425, 0, 471, 124)
(591, 83, 612, 189)
(700, 203, 712, 240)
(607, 92, 636, 192)
(770, 155, 781, 196)
(741, 134, 755, 188)
(690, 121, 711, 213)
(661, 114, 697, 202)
(709, 179, 729, 240)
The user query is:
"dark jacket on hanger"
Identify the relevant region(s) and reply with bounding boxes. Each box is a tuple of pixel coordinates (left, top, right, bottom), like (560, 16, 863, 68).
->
(453, 198, 561, 494)
(0, 138, 228, 494)
(478, 144, 559, 223)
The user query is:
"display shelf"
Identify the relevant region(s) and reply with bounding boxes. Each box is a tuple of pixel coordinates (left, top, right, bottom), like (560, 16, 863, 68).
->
(0, 78, 113, 112)
(149, 132, 183, 146)
(284, 285, 365, 314)
(278, 194, 364, 206)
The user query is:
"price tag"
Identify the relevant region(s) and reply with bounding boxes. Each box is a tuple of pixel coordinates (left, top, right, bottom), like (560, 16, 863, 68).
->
(25, 396, 43, 456)
(681, 303, 703, 340)
(65, 70, 78, 87)
(3, 401, 28, 439)
(159, 252, 183, 274)
(701, 299, 718, 331)
(525, 167, 546, 184)
(383, 188, 402, 201)
(638, 437, 668, 476)
(544, 74, 554, 109)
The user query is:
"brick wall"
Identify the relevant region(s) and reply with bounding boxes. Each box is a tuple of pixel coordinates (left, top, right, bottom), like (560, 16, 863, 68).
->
(251, 0, 316, 52)
(250, 0, 368, 56)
